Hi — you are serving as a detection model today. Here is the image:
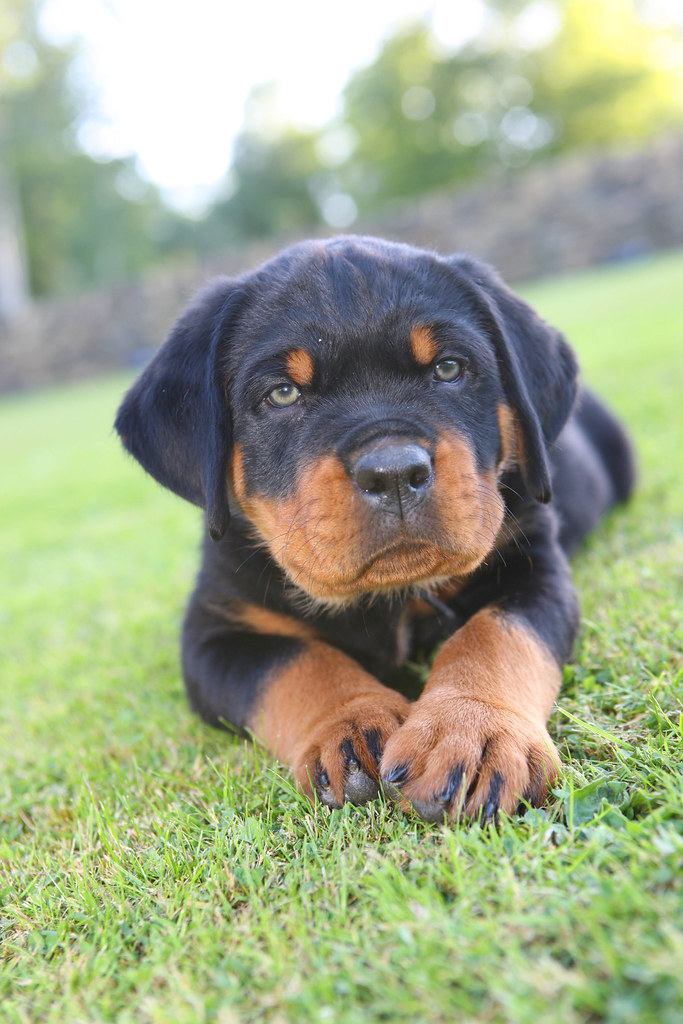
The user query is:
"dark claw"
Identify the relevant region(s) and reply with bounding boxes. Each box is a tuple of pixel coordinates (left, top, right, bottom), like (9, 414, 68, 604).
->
(439, 764, 466, 803)
(482, 800, 499, 824)
(481, 772, 504, 822)
(410, 770, 460, 822)
(315, 763, 341, 807)
(383, 762, 411, 785)
(341, 738, 356, 758)
(487, 771, 504, 804)
(341, 737, 369, 781)
(381, 761, 412, 802)
(363, 728, 384, 764)
(404, 764, 469, 823)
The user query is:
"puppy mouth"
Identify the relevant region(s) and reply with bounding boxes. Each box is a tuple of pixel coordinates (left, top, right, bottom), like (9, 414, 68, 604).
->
(356, 539, 438, 577)
(295, 537, 483, 600)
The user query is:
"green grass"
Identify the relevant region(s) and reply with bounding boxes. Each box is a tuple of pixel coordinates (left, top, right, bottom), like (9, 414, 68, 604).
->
(1, 249, 682, 1024)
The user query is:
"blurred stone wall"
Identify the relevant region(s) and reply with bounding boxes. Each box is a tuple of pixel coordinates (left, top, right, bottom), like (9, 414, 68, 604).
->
(1, 134, 682, 393)
(369, 133, 683, 278)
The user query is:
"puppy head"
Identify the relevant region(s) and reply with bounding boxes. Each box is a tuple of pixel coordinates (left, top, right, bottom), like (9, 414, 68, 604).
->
(116, 237, 577, 602)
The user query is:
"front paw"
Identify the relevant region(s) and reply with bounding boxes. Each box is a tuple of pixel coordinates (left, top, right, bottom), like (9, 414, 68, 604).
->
(379, 688, 561, 822)
(293, 691, 411, 808)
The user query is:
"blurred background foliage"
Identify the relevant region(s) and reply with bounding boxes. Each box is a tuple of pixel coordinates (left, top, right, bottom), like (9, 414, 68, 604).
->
(1, 0, 682, 304)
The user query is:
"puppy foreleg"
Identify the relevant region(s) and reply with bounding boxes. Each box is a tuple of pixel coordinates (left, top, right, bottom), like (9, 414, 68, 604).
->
(381, 541, 578, 821)
(183, 600, 409, 807)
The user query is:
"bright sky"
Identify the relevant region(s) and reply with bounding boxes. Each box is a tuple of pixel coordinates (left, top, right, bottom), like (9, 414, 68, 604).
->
(39, 0, 491, 211)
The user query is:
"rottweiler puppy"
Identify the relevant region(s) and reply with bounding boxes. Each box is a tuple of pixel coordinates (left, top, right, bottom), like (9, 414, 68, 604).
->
(115, 236, 634, 822)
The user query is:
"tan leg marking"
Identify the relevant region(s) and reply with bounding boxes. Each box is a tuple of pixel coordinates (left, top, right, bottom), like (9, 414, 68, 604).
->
(247, 641, 410, 806)
(427, 608, 560, 721)
(381, 609, 562, 820)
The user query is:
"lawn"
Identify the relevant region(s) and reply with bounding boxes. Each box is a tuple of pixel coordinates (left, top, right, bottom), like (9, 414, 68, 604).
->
(1, 249, 682, 1024)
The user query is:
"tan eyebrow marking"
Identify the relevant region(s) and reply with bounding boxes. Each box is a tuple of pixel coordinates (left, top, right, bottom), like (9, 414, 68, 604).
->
(410, 327, 438, 366)
(285, 348, 315, 387)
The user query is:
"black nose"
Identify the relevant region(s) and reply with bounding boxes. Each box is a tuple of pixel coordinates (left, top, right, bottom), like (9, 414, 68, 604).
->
(352, 441, 433, 517)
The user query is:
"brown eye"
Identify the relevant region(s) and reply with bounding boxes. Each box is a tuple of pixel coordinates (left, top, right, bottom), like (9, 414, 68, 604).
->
(433, 359, 463, 382)
(267, 383, 301, 407)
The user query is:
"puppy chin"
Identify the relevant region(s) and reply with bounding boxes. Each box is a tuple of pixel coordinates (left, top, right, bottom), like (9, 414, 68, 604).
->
(279, 545, 491, 610)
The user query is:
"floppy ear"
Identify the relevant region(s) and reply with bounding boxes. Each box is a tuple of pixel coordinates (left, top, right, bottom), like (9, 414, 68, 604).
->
(115, 278, 247, 541)
(448, 256, 578, 503)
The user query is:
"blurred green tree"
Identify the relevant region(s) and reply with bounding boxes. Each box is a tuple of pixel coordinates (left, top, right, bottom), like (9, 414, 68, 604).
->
(3, 0, 683, 294)
(215, 84, 321, 240)
(532, 0, 683, 149)
(0, 0, 191, 299)
(0, 0, 31, 319)
(200, 84, 322, 246)
(215, 0, 683, 236)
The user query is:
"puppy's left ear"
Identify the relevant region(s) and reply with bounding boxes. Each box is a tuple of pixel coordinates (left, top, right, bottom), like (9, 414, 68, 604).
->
(115, 278, 248, 541)
(449, 256, 578, 503)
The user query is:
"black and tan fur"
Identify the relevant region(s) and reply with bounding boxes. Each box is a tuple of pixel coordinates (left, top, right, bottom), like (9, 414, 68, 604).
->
(115, 236, 634, 821)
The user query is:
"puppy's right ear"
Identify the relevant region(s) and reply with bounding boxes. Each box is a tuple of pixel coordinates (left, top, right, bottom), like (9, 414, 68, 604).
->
(115, 278, 248, 541)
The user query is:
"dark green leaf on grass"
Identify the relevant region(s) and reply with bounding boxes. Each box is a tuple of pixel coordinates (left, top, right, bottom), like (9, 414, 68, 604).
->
(561, 777, 630, 827)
